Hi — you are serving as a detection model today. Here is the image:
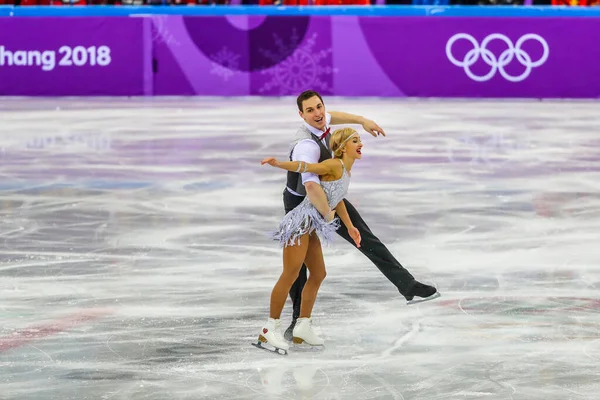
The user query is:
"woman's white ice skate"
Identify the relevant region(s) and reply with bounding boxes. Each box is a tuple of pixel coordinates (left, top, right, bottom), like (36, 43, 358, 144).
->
(252, 318, 290, 355)
(292, 317, 325, 347)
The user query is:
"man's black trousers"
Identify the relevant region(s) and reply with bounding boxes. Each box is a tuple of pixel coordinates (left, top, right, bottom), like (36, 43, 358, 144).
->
(282, 189, 417, 319)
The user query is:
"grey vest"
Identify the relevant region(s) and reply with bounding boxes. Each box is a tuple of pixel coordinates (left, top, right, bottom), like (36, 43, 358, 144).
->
(286, 125, 332, 197)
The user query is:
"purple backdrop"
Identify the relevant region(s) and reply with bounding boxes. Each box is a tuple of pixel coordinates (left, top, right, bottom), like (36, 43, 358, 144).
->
(2, 16, 600, 98)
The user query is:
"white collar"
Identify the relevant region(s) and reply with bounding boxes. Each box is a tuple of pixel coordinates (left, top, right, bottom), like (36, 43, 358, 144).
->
(303, 120, 328, 137)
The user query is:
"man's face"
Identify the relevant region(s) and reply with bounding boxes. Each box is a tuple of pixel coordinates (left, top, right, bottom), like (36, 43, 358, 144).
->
(299, 96, 326, 131)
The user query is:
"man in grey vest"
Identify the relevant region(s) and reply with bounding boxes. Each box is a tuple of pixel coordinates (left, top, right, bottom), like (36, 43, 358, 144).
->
(283, 90, 440, 340)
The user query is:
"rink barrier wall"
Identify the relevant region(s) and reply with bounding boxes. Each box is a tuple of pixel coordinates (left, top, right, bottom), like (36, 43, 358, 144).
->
(0, 6, 599, 98)
(4, 6, 600, 17)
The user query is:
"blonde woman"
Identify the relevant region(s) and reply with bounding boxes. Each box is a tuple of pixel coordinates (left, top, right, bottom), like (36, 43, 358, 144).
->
(255, 128, 362, 355)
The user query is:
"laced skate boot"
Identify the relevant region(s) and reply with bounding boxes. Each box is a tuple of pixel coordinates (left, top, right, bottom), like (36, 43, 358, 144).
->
(404, 282, 441, 305)
(292, 317, 324, 346)
(286, 317, 323, 341)
(253, 318, 289, 355)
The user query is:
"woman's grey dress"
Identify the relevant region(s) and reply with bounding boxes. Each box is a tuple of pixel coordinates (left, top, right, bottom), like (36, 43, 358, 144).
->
(273, 159, 350, 247)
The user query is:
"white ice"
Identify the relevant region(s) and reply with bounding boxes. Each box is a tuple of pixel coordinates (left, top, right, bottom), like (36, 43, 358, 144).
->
(0, 97, 599, 400)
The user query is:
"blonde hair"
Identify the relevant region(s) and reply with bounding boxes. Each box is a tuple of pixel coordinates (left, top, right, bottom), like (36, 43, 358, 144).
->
(329, 128, 358, 158)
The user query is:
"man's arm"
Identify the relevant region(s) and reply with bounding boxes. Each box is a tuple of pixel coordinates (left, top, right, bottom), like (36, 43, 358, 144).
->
(291, 140, 334, 221)
(305, 182, 334, 222)
(329, 111, 365, 126)
(329, 110, 386, 137)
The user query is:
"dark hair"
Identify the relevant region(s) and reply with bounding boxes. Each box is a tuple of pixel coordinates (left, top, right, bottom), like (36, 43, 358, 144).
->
(296, 90, 324, 112)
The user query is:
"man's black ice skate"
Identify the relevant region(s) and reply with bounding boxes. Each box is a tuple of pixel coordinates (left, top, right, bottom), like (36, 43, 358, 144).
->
(284, 318, 297, 341)
(405, 282, 440, 305)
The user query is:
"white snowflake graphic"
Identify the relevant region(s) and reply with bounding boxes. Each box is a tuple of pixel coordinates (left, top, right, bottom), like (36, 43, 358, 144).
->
(258, 31, 335, 94)
(210, 47, 241, 82)
(151, 15, 181, 47)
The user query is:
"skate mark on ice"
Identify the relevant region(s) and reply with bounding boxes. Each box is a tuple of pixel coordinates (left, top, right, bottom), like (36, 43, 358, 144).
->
(380, 320, 420, 358)
(458, 296, 492, 325)
(27, 344, 54, 363)
(0, 258, 97, 272)
(366, 371, 405, 400)
(408, 363, 468, 395)
(450, 391, 494, 397)
(100, 388, 124, 400)
(484, 362, 516, 400)
(148, 367, 253, 393)
(485, 347, 564, 399)
(106, 335, 126, 360)
(559, 386, 594, 399)
(582, 338, 600, 362)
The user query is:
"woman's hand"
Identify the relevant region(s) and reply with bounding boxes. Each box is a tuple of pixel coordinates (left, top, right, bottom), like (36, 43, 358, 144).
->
(261, 157, 279, 167)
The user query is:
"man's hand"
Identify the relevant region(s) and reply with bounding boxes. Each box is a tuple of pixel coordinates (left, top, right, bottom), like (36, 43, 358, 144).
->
(348, 226, 361, 248)
(361, 118, 386, 137)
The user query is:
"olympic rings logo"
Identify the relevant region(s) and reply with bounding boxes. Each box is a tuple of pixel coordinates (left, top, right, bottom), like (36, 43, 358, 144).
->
(445, 33, 549, 82)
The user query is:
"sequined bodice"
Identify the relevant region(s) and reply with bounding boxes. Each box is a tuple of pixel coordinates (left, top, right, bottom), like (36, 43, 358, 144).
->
(320, 160, 350, 209)
(274, 159, 350, 247)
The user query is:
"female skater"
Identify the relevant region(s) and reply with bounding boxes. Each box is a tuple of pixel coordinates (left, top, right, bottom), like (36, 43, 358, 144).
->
(255, 128, 363, 355)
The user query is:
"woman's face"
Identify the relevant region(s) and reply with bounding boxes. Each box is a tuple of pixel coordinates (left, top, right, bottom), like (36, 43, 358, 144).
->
(344, 134, 363, 159)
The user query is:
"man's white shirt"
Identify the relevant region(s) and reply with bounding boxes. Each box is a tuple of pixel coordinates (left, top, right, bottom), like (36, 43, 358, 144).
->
(288, 113, 332, 196)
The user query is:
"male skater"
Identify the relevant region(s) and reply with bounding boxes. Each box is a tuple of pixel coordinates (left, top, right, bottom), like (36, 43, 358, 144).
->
(283, 90, 440, 340)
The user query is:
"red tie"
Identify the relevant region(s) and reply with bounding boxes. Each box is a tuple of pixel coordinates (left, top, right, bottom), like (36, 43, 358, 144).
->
(319, 128, 330, 141)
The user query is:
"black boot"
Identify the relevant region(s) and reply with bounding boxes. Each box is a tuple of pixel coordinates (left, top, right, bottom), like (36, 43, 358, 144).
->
(284, 318, 297, 341)
(404, 282, 440, 305)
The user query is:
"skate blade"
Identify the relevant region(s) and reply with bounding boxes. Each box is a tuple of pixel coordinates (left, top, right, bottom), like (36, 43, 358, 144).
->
(407, 291, 441, 305)
(252, 341, 288, 356)
(291, 337, 325, 352)
(291, 344, 324, 353)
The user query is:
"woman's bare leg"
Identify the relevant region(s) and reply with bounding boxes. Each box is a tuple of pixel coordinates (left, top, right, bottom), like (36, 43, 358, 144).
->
(269, 233, 310, 319)
(299, 233, 327, 318)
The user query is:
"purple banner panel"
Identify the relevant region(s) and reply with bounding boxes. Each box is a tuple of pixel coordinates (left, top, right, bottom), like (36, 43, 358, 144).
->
(357, 17, 600, 98)
(155, 16, 600, 98)
(0, 18, 148, 96)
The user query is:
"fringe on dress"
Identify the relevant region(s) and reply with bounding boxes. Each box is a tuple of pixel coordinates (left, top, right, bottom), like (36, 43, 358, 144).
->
(272, 198, 340, 248)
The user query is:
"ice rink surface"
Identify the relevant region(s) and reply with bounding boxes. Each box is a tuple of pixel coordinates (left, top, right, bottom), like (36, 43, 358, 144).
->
(0, 97, 599, 400)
